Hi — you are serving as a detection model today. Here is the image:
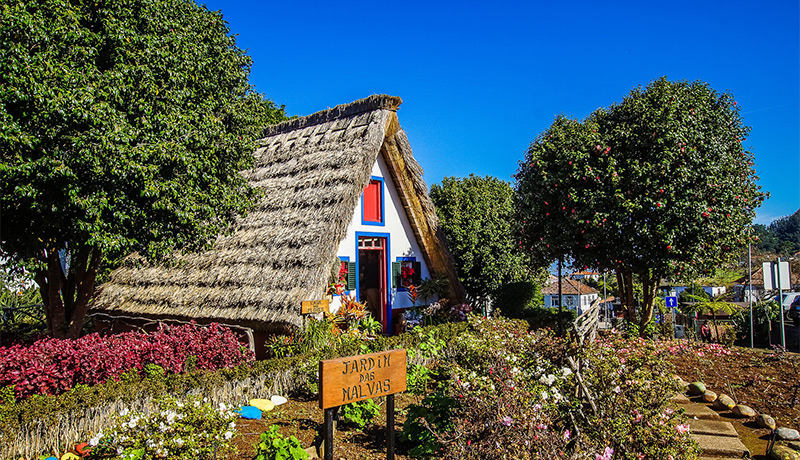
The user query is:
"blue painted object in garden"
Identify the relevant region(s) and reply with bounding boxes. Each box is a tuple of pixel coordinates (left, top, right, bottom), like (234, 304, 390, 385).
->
(235, 405, 262, 420)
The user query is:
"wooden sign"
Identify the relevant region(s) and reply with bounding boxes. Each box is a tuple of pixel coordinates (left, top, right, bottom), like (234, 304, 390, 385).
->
(318, 349, 407, 409)
(302, 299, 329, 315)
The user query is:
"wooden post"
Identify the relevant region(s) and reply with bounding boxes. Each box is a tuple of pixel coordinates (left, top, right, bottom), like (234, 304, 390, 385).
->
(387, 394, 395, 460)
(319, 349, 407, 460)
(324, 407, 334, 460)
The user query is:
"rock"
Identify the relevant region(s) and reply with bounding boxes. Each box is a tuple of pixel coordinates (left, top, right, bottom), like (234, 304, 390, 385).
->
(688, 381, 706, 396)
(770, 445, 800, 460)
(777, 427, 800, 441)
(673, 375, 689, 386)
(702, 390, 718, 402)
(713, 394, 736, 410)
(249, 399, 275, 412)
(235, 405, 262, 420)
(732, 404, 757, 417)
(670, 393, 690, 404)
(270, 395, 288, 406)
(304, 446, 319, 458)
(757, 414, 778, 430)
(788, 441, 800, 451)
(60, 454, 80, 460)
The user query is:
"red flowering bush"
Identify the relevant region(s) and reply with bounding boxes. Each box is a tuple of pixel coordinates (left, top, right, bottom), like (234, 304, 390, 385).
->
(0, 323, 253, 400)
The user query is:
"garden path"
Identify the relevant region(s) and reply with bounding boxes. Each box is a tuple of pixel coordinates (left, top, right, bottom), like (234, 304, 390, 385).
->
(671, 381, 751, 459)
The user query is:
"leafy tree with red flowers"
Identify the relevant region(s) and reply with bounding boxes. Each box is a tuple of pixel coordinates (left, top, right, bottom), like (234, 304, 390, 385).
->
(516, 78, 766, 334)
(0, 0, 286, 338)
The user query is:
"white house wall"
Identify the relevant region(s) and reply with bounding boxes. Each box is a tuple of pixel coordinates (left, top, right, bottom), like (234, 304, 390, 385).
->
(331, 154, 431, 312)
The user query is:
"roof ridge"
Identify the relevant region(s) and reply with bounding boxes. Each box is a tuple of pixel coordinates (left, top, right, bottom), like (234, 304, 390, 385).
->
(262, 94, 402, 138)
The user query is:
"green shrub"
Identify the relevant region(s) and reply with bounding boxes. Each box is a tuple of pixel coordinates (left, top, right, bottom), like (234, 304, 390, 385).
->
(401, 392, 457, 457)
(339, 398, 380, 429)
(255, 425, 309, 460)
(493, 281, 539, 319)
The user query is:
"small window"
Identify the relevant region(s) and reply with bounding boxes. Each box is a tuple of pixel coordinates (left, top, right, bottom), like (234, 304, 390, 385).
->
(392, 258, 421, 290)
(330, 257, 356, 295)
(362, 177, 384, 225)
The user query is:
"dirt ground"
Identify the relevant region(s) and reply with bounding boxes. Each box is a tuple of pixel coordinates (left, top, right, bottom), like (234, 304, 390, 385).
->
(226, 393, 418, 459)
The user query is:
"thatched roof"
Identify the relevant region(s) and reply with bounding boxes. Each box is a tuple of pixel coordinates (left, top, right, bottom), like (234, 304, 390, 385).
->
(90, 95, 465, 332)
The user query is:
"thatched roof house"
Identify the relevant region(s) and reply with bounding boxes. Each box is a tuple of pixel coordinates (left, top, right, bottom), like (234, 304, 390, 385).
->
(91, 95, 465, 347)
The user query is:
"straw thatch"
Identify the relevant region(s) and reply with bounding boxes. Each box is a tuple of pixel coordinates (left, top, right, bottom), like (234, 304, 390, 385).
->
(91, 95, 465, 332)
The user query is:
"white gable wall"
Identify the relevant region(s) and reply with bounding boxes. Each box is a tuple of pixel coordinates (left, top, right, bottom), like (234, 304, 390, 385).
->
(332, 154, 432, 314)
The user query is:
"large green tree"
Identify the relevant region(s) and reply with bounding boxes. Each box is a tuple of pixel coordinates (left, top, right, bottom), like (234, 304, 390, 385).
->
(516, 78, 765, 333)
(430, 175, 535, 303)
(0, 0, 286, 338)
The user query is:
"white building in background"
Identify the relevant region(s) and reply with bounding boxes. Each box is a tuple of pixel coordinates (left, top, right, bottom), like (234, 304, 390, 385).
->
(542, 277, 600, 315)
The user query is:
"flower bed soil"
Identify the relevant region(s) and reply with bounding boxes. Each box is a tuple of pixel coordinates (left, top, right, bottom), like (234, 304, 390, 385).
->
(227, 393, 417, 459)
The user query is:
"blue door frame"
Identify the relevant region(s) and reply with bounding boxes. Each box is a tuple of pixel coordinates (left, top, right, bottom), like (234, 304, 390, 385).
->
(355, 231, 392, 334)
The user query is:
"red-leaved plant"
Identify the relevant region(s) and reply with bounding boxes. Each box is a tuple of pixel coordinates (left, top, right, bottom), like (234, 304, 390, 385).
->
(0, 323, 253, 400)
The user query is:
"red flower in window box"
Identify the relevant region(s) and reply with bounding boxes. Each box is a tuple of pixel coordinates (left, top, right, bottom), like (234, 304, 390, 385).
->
(401, 266, 415, 287)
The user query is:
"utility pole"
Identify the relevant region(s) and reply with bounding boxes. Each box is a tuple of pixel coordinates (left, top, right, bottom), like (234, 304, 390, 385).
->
(748, 234, 753, 348)
(558, 258, 563, 336)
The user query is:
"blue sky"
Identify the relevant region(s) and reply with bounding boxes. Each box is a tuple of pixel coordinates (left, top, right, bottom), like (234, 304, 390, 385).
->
(202, 0, 799, 225)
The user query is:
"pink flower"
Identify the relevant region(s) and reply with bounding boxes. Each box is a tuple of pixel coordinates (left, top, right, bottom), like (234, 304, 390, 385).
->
(632, 409, 643, 423)
(596, 446, 614, 460)
(563, 429, 571, 441)
(676, 423, 690, 434)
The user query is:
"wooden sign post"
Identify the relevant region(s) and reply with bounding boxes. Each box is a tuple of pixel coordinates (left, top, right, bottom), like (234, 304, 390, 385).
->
(301, 299, 330, 315)
(319, 349, 407, 460)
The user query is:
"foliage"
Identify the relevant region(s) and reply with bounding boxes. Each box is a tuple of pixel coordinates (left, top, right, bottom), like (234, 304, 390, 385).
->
(87, 395, 238, 459)
(0, 321, 470, 457)
(730, 300, 781, 347)
(402, 315, 700, 459)
(0, 322, 253, 400)
(401, 392, 458, 457)
(517, 77, 766, 335)
(406, 326, 446, 396)
(754, 208, 800, 255)
(254, 425, 309, 460)
(493, 280, 541, 318)
(0, 0, 287, 338)
(430, 175, 536, 301)
(339, 398, 380, 429)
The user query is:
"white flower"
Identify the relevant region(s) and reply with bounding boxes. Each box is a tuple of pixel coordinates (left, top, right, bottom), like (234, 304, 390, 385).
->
(224, 430, 234, 440)
(119, 408, 129, 417)
(88, 431, 103, 446)
(229, 421, 236, 429)
(541, 391, 549, 400)
(539, 374, 556, 386)
(219, 402, 228, 411)
(561, 367, 572, 376)
(175, 438, 185, 446)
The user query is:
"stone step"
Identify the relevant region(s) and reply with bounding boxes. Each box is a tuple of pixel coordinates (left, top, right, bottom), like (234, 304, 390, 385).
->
(680, 402, 723, 420)
(688, 419, 739, 437)
(671, 393, 691, 404)
(692, 434, 750, 457)
(699, 457, 747, 460)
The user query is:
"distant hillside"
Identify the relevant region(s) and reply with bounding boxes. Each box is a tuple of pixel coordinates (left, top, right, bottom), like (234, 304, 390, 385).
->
(755, 208, 800, 255)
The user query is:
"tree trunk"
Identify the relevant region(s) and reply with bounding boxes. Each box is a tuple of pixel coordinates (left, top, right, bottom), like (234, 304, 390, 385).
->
(36, 245, 102, 339)
(639, 271, 658, 337)
(615, 267, 636, 323)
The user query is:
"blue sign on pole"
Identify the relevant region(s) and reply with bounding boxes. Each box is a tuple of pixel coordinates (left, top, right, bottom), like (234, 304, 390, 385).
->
(665, 296, 678, 308)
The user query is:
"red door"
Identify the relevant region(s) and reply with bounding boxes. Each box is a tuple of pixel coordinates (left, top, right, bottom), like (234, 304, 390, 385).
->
(358, 236, 387, 332)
